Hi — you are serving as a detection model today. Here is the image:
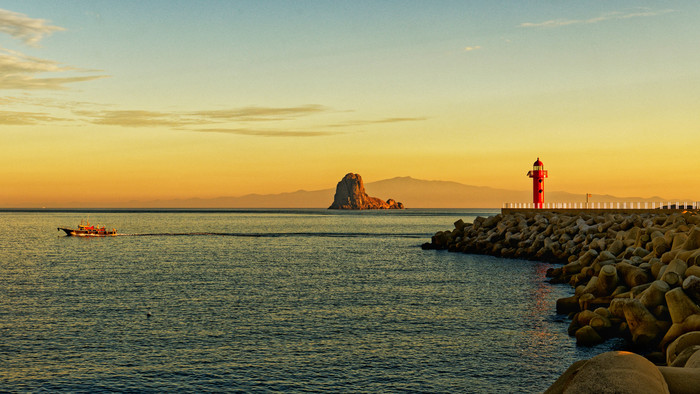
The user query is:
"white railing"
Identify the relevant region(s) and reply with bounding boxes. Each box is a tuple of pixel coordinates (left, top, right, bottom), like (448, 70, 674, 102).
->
(503, 201, 700, 210)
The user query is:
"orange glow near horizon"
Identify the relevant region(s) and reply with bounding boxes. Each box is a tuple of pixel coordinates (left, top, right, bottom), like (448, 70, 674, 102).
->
(2, 4, 699, 207)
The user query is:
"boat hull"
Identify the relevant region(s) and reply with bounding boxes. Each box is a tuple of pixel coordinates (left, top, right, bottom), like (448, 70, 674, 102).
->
(58, 227, 117, 237)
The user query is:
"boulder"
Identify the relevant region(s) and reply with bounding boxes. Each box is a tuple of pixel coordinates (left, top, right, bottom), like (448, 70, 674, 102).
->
(657, 366, 700, 394)
(544, 360, 589, 394)
(545, 351, 669, 394)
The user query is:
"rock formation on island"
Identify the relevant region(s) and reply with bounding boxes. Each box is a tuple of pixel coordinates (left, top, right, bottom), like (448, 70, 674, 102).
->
(329, 173, 404, 210)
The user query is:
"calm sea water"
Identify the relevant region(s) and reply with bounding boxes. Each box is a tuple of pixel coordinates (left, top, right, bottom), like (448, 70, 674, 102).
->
(1, 209, 614, 392)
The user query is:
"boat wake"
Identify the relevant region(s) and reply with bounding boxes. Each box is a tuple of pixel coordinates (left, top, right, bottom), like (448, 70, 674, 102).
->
(116, 232, 427, 238)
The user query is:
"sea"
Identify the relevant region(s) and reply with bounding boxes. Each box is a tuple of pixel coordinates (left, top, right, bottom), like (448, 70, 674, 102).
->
(0, 209, 618, 392)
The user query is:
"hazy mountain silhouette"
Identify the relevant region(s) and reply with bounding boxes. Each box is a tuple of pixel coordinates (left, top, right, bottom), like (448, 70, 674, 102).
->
(104, 176, 676, 208)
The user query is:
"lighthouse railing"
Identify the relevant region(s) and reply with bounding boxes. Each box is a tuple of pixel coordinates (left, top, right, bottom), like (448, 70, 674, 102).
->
(502, 201, 700, 211)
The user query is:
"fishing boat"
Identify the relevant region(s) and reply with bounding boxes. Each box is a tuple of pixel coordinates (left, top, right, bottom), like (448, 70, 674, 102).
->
(58, 219, 117, 237)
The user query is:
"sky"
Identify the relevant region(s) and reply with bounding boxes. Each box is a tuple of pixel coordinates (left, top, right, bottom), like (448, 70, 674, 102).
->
(1, 1, 699, 207)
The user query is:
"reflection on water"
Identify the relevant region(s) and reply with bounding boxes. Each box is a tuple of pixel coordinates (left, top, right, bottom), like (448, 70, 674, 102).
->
(1, 210, 612, 392)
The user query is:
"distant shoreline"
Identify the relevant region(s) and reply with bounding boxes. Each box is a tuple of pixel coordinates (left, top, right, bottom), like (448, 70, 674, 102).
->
(0, 207, 501, 214)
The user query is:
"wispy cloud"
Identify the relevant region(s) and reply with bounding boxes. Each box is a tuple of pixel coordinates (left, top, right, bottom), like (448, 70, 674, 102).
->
(464, 45, 481, 52)
(77, 110, 195, 128)
(194, 128, 342, 137)
(0, 69, 107, 90)
(326, 117, 427, 128)
(0, 48, 69, 74)
(23, 104, 425, 138)
(79, 105, 330, 128)
(0, 8, 64, 47)
(519, 8, 673, 28)
(3, 96, 112, 110)
(189, 105, 327, 121)
(0, 9, 107, 90)
(0, 110, 65, 125)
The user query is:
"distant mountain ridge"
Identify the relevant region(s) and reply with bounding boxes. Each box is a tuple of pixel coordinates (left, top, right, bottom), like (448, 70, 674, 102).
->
(102, 176, 677, 209)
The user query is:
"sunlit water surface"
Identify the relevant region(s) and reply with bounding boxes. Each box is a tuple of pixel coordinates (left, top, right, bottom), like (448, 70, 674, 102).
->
(1, 209, 614, 392)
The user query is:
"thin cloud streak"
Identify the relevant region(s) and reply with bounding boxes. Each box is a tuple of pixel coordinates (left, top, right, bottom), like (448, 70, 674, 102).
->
(0, 8, 64, 47)
(2, 96, 113, 110)
(0, 48, 71, 74)
(77, 110, 196, 128)
(0, 110, 65, 125)
(0, 9, 107, 90)
(41, 106, 427, 138)
(189, 105, 327, 121)
(195, 128, 342, 137)
(326, 117, 427, 128)
(0, 42, 107, 90)
(79, 105, 330, 128)
(519, 9, 673, 28)
(0, 74, 108, 90)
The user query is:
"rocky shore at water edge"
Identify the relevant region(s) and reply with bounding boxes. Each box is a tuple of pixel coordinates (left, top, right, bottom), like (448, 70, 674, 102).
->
(422, 210, 700, 393)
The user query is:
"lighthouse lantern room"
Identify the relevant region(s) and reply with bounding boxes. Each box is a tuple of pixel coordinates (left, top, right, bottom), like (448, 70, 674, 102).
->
(527, 157, 548, 208)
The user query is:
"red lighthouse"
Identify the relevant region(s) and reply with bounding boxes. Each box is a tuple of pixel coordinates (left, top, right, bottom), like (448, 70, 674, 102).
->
(527, 158, 548, 208)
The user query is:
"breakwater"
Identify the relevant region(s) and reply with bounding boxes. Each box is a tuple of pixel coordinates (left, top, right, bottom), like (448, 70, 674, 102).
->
(423, 209, 700, 390)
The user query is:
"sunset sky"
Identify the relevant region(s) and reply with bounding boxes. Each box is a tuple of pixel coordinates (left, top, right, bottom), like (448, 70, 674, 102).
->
(2, 1, 699, 207)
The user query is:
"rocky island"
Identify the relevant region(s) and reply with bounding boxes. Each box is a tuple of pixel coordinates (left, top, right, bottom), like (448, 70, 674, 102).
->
(329, 173, 404, 210)
(423, 209, 700, 392)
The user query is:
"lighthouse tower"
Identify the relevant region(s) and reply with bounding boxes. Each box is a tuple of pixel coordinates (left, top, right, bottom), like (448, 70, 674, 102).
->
(527, 158, 548, 208)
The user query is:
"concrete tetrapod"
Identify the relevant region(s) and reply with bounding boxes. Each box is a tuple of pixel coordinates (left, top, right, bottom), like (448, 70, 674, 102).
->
(666, 331, 700, 366)
(666, 287, 700, 325)
(423, 211, 700, 355)
(668, 345, 700, 367)
(682, 275, 700, 303)
(657, 366, 700, 394)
